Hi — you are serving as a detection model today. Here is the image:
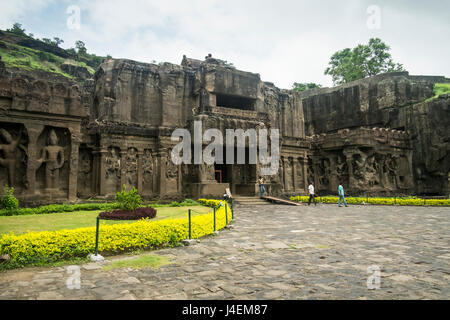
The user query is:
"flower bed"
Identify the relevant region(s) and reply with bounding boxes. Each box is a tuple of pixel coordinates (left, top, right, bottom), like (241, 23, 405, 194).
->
(289, 196, 450, 206)
(0, 201, 230, 268)
(98, 207, 157, 220)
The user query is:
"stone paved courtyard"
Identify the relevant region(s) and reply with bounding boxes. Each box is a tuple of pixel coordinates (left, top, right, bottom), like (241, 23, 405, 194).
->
(0, 204, 449, 300)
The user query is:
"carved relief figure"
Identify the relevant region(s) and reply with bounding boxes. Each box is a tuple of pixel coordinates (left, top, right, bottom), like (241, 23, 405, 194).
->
(382, 154, 398, 189)
(38, 129, 65, 190)
(317, 158, 330, 189)
(352, 152, 367, 186)
(142, 149, 153, 184)
(0, 128, 27, 187)
(336, 154, 348, 182)
(105, 147, 121, 179)
(166, 157, 178, 180)
(366, 155, 380, 187)
(125, 147, 138, 187)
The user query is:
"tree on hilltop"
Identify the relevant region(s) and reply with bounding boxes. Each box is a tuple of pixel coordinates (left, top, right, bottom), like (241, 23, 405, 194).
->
(324, 38, 405, 85)
(6, 23, 26, 36)
(292, 82, 322, 92)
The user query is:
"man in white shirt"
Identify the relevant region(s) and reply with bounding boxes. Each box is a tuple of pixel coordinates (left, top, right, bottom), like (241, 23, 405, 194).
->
(308, 182, 316, 206)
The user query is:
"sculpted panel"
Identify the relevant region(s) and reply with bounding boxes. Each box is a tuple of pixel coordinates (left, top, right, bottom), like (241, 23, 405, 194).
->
(36, 127, 70, 195)
(0, 124, 28, 191)
(105, 146, 121, 195)
(142, 149, 154, 194)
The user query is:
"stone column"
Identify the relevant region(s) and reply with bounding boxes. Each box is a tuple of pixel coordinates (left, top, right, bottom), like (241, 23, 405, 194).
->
(292, 157, 297, 191)
(137, 149, 144, 194)
(95, 148, 108, 196)
(343, 149, 355, 191)
(157, 151, 167, 196)
(329, 154, 338, 193)
(301, 156, 308, 193)
(24, 123, 44, 195)
(68, 128, 81, 202)
(281, 157, 286, 191)
(120, 149, 127, 189)
(311, 156, 320, 189)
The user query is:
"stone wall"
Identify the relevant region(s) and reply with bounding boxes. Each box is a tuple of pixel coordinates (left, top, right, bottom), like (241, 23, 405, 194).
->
(0, 54, 447, 203)
(301, 72, 449, 195)
(0, 67, 86, 205)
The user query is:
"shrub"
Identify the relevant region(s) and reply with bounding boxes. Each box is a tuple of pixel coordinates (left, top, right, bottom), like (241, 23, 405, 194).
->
(99, 207, 157, 220)
(198, 199, 228, 208)
(1, 186, 19, 212)
(115, 185, 142, 211)
(289, 196, 450, 206)
(0, 201, 231, 267)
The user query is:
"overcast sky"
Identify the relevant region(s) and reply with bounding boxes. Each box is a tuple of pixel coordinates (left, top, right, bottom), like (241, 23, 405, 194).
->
(1, 0, 449, 88)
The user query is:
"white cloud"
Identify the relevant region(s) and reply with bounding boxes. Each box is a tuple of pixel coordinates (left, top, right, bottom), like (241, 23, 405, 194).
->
(1, 0, 449, 88)
(0, 0, 55, 30)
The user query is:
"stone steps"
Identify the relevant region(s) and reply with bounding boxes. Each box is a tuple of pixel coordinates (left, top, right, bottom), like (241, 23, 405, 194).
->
(233, 197, 271, 205)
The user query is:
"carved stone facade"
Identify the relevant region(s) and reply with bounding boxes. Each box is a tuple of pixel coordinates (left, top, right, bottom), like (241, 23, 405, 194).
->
(0, 56, 448, 204)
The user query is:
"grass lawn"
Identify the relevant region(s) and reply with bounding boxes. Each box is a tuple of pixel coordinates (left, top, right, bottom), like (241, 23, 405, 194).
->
(0, 205, 212, 236)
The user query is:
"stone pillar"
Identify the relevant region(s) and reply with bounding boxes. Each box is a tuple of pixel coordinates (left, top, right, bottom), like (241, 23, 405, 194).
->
(137, 149, 143, 194)
(311, 156, 320, 189)
(24, 123, 44, 195)
(96, 149, 108, 196)
(302, 156, 308, 193)
(120, 149, 127, 189)
(292, 157, 297, 191)
(343, 149, 355, 191)
(329, 154, 338, 193)
(158, 151, 167, 196)
(68, 128, 81, 202)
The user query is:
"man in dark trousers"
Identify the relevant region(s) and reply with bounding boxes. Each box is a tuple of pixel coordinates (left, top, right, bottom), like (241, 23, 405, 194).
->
(308, 182, 316, 206)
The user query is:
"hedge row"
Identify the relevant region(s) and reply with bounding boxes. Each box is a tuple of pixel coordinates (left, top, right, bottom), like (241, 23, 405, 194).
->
(0, 201, 231, 268)
(0, 199, 202, 217)
(197, 199, 228, 208)
(289, 196, 450, 206)
(0, 203, 120, 217)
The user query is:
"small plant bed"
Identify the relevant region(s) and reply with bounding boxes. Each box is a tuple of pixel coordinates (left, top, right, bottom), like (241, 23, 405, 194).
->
(99, 207, 157, 221)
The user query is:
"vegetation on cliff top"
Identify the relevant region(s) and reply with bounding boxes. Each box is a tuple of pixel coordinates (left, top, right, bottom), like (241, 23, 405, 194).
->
(324, 38, 405, 85)
(427, 83, 450, 101)
(0, 23, 110, 79)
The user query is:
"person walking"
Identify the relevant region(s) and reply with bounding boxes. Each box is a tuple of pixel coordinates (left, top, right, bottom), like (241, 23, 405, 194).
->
(258, 176, 265, 197)
(308, 182, 316, 206)
(338, 183, 348, 207)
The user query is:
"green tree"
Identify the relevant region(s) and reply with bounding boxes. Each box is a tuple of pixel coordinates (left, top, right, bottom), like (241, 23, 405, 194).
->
(53, 37, 64, 47)
(42, 38, 52, 45)
(7, 23, 26, 36)
(324, 38, 404, 85)
(75, 40, 87, 55)
(292, 82, 322, 92)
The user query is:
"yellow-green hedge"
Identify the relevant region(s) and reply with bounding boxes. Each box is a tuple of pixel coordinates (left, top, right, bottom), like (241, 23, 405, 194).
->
(197, 199, 229, 208)
(289, 196, 450, 206)
(0, 201, 231, 267)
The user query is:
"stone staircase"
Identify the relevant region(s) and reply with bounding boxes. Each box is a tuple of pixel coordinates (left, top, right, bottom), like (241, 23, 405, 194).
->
(232, 196, 271, 206)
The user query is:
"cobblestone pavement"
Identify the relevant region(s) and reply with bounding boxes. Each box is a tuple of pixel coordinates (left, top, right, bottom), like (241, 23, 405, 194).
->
(1, 204, 449, 300)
